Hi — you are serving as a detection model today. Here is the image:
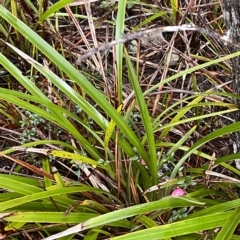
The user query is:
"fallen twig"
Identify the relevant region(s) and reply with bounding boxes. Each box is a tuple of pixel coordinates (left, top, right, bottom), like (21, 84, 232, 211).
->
(75, 24, 238, 64)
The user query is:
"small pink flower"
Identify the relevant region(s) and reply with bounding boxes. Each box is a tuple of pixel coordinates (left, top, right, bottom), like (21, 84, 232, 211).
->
(140, 159, 146, 166)
(171, 188, 185, 196)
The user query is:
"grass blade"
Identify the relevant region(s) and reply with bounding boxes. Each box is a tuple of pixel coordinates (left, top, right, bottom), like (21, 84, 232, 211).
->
(215, 207, 240, 240)
(125, 48, 157, 186)
(42, 196, 204, 240)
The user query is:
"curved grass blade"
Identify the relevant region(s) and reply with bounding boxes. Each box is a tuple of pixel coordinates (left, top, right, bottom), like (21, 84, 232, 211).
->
(2, 212, 133, 229)
(0, 186, 112, 211)
(185, 198, 240, 219)
(110, 212, 232, 240)
(42, 196, 204, 240)
(164, 126, 197, 196)
(38, 0, 74, 22)
(215, 207, 240, 240)
(0, 175, 43, 195)
(125, 48, 157, 185)
(0, 53, 46, 97)
(170, 121, 240, 179)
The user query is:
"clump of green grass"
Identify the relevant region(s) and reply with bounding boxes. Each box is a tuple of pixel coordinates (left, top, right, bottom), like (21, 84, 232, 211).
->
(0, 0, 240, 239)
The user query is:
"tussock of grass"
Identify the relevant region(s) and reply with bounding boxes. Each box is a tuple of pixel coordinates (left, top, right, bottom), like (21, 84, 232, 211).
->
(0, 0, 240, 239)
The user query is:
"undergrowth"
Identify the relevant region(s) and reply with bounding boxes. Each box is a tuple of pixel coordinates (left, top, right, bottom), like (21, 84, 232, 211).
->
(0, 0, 240, 239)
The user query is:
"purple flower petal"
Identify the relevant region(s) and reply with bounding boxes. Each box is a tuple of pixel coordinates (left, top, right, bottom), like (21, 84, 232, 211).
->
(140, 159, 146, 166)
(171, 188, 185, 196)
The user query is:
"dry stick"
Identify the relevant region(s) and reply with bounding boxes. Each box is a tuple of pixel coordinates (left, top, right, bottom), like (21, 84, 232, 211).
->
(75, 24, 239, 65)
(0, 152, 54, 180)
